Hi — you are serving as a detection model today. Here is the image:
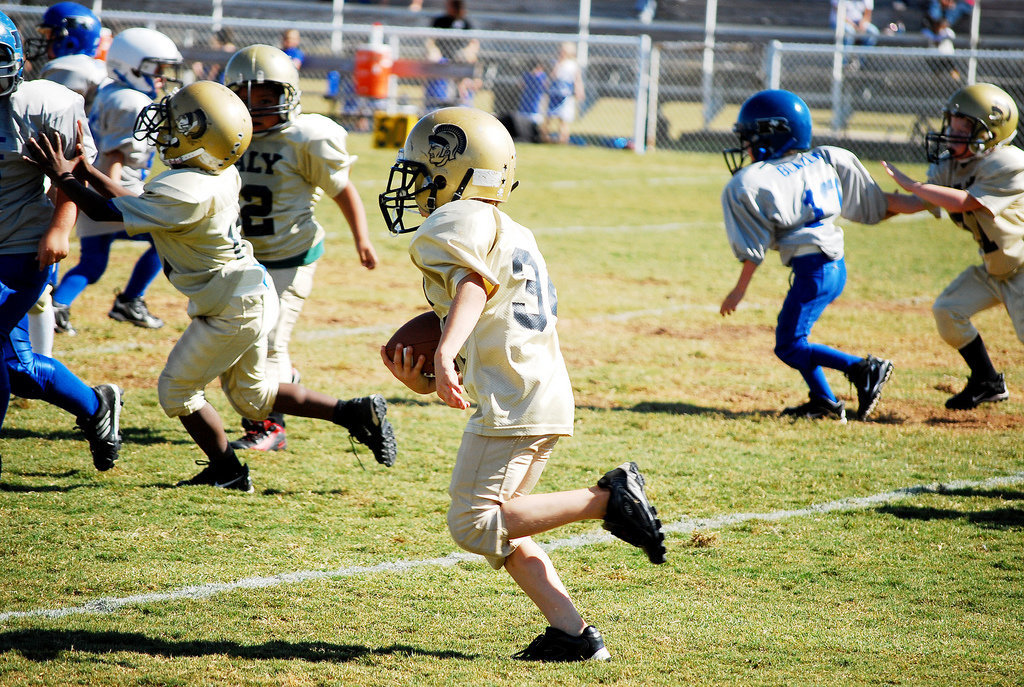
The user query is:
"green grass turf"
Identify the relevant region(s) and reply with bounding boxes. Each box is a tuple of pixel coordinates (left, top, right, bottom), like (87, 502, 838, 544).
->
(1, 137, 1022, 686)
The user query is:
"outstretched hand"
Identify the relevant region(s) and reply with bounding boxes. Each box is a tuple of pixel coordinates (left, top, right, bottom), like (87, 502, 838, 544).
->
(24, 128, 79, 181)
(881, 161, 918, 193)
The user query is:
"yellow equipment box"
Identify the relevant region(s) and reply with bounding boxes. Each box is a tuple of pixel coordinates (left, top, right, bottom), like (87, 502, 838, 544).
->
(372, 112, 419, 149)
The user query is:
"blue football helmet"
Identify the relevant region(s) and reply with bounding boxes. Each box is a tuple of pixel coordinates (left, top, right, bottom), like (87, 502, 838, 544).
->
(724, 89, 813, 174)
(0, 10, 25, 97)
(26, 2, 101, 61)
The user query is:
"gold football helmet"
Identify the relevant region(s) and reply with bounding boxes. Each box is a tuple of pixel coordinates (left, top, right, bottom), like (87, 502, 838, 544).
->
(926, 83, 1019, 162)
(223, 44, 300, 128)
(379, 107, 517, 234)
(134, 80, 252, 173)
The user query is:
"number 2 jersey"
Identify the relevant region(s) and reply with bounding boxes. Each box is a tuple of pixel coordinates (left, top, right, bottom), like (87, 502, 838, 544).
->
(409, 200, 575, 438)
(928, 145, 1024, 279)
(234, 113, 356, 267)
(721, 146, 889, 266)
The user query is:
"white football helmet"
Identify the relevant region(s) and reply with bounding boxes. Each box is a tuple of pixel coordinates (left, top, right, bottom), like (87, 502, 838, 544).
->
(133, 80, 252, 173)
(106, 27, 183, 98)
(223, 44, 301, 131)
(379, 107, 517, 234)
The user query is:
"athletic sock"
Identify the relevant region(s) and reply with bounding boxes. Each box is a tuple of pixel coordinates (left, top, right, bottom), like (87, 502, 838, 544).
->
(958, 334, 999, 380)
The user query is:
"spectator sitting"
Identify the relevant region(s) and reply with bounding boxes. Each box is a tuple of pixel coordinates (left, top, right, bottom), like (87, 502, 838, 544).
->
(192, 27, 235, 83)
(830, 0, 880, 48)
(513, 61, 547, 143)
(924, 0, 974, 48)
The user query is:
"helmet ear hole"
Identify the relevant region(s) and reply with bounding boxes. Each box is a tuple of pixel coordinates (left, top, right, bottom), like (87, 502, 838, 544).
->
(434, 175, 447, 190)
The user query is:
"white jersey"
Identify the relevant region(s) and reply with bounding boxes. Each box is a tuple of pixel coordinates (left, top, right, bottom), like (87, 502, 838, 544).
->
(113, 166, 265, 318)
(79, 81, 156, 238)
(0, 79, 96, 256)
(928, 145, 1024, 279)
(409, 200, 575, 437)
(721, 145, 888, 266)
(235, 113, 355, 266)
(37, 54, 110, 109)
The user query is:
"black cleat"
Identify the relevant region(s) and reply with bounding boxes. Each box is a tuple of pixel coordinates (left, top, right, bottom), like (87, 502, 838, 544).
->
(344, 394, 397, 467)
(781, 395, 847, 423)
(512, 626, 611, 662)
(229, 418, 287, 451)
(109, 293, 164, 329)
(176, 460, 254, 493)
(945, 373, 1009, 410)
(846, 355, 894, 420)
(598, 461, 666, 564)
(53, 300, 76, 335)
(77, 384, 123, 471)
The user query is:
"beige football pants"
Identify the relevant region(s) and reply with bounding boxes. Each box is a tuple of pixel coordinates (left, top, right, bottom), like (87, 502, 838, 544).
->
(266, 262, 317, 385)
(158, 283, 280, 419)
(447, 433, 559, 570)
(933, 264, 1024, 349)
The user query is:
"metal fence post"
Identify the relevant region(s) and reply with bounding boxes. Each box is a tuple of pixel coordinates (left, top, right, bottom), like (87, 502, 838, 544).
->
(646, 40, 661, 150)
(634, 34, 651, 154)
(766, 40, 781, 90)
(701, 0, 718, 128)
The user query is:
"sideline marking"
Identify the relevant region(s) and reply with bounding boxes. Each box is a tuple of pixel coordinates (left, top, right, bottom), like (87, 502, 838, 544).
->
(3, 471, 1021, 624)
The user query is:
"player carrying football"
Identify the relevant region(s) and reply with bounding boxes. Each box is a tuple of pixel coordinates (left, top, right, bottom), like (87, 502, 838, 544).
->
(380, 107, 666, 662)
(883, 83, 1024, 410)
(222, 44, 381, 452)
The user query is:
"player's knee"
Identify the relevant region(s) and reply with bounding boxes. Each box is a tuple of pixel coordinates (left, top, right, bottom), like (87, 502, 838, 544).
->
(157, 373, 202, 418)
(932, 301, 974, 348)
(774, 339, 809, 368)
(446, 502, 505, 558)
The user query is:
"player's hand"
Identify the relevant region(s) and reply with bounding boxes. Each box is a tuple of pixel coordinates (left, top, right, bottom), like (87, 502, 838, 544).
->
(380, 343, 435, 395)
(36, 230, 69, 269)
(24, 129, 77, 181)
(357, 242, 379, 270)
(434, 354, 468, 410)
(720, 287, 745, 316)
(881, 161, 918, 193)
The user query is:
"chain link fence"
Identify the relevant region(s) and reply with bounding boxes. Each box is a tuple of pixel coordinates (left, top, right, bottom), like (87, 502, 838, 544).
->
(653, 40, 1024, 161)
(4, 3, 1024, 160)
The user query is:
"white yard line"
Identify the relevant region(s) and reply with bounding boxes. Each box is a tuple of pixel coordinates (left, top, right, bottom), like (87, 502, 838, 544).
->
(3, 471, 1021, 623)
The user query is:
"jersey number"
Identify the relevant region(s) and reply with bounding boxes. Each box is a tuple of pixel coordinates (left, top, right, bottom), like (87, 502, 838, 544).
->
(801, 178, 841, 228)
(512, 248, 558, 332)
(240, 184, 275, 236)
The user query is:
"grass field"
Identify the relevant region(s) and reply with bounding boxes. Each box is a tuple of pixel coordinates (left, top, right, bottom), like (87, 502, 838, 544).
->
(1, 138, 1022, 686)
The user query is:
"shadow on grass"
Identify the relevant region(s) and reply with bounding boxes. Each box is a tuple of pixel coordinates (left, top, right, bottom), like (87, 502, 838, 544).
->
(623, 401, 769, 419)
(1, 425, 189, 447)
(0, 481, 101, 494)
(0, 628, 477, 662)
(878, 504, 1024, 530)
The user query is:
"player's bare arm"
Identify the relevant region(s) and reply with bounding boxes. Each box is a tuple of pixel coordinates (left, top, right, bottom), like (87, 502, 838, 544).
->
(881, 161, 985, 214)
(333, 184, 378, 269)
(435, 273, 488, 410)
(36, 189, 77, 269)
(720, 259, 758, 316)
(25, 130, 125, 223)
(883, 191, 929, 218)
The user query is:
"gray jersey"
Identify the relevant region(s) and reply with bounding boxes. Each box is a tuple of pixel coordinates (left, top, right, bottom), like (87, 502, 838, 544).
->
(0, 79, 96, 256)
(79, 82, 156, 238)
(88, 82, 154, 192)
(721, 145, 888, 266)
(38, 54, 110, 109)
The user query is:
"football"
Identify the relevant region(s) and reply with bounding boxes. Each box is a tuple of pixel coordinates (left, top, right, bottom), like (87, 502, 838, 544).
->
(385, 311, 443, 376)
